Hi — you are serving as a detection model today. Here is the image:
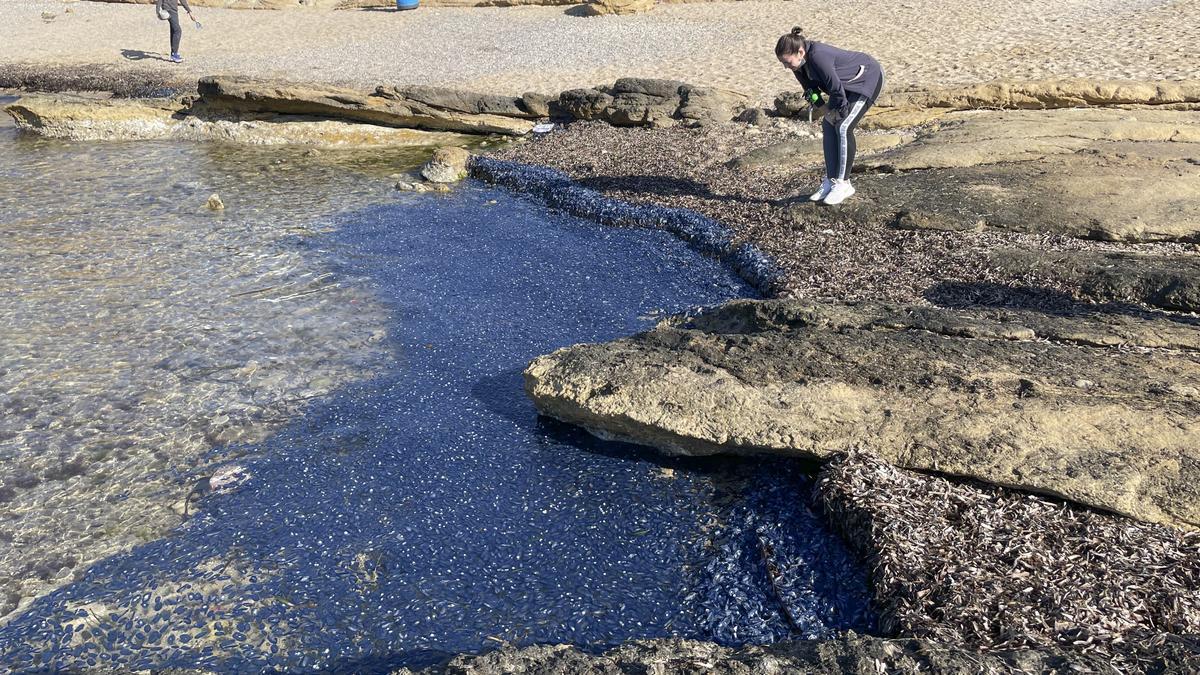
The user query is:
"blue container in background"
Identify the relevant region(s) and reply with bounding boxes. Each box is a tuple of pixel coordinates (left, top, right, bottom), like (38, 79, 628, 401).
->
(396, 0, 419, 9)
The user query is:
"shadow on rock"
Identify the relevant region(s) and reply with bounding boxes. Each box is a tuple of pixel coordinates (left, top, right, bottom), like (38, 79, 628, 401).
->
(925, 280, 1200, 327)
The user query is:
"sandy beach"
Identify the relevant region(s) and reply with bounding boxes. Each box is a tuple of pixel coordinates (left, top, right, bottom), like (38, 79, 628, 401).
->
(2, 0, 1198, 100)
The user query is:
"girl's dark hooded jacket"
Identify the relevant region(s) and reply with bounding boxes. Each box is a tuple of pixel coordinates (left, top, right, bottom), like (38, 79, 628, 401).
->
(792, 41, 883, 117)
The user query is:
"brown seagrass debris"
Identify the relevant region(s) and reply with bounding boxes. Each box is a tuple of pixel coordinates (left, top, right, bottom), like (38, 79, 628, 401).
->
(815, 451, 1200, 671)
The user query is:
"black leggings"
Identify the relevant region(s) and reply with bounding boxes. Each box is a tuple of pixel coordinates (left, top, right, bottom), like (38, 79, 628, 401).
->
(821, 77, 884, 180)
(168, 11, 182, 55)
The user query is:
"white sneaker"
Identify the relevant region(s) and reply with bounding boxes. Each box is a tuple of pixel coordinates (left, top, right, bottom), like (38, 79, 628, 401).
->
(822, 179, 856, 205)
(809, 177, 833, 201)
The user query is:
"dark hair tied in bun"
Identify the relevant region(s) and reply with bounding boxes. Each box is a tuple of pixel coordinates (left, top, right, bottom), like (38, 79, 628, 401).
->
(776, 27, 808, 58)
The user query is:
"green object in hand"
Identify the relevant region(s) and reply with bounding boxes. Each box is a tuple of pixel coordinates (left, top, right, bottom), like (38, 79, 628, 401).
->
(805, 90, 824, 106)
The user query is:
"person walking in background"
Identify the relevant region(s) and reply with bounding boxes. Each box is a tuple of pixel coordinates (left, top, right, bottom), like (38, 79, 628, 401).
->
(156, 0, 197, 64)
(776, 27, 884, 206)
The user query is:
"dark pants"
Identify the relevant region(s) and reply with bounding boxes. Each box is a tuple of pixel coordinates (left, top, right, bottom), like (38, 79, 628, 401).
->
(821, 75, 884, 180)
(167, 10, 182, 55)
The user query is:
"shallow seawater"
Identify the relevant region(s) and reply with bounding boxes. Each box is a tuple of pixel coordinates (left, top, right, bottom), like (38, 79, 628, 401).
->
(0, 123, 874, 671)
(0, 122, 427, 622)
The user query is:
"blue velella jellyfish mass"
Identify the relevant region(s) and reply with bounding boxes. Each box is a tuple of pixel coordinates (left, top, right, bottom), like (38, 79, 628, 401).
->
(0, 129, 873, 672)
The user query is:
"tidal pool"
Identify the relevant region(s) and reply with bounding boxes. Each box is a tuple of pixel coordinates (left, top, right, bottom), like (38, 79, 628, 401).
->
(0, 113, 873, 672)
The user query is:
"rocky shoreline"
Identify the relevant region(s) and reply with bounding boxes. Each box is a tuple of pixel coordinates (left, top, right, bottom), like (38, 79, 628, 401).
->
(483, 76, 1200, 667)
(488, 78, 1200, 668)
(5, 73, 1200, 671)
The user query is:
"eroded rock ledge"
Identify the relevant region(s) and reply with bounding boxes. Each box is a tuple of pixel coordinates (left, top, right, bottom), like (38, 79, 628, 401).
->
(195, 76, 540, 135)
(2, 74, 753, 145)
(525, 299, 1200, 530)
(2, 94, 479, 146)
(783, 106, 1200, 243)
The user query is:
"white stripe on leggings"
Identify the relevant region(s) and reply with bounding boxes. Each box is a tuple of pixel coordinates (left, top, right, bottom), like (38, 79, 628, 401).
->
(837, 98, 868, 180)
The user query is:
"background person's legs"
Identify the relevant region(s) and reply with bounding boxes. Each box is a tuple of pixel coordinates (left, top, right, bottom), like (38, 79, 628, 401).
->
(168, 10, 181, 55)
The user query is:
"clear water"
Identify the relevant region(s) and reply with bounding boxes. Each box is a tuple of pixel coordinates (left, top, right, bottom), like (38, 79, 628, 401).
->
(0, 104, 874, 672)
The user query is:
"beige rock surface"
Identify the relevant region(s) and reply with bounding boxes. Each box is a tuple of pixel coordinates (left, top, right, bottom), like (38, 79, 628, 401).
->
(525, 299, 1200, 530)
(4, 93, 474, 146)
(197, 76, 535, 135)
(878, 78, 1200, 111)
(858, 106, 950, 130)
(785, 107, 1200, 243)
(580, 0, 654, 15)
(676, 85, 749, 125)
(860, 107, 1200, 171)
(377, 84, 545, 119)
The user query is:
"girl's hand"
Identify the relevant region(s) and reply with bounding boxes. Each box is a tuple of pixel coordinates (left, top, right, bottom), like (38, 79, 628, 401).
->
(823, 105, 849, 126)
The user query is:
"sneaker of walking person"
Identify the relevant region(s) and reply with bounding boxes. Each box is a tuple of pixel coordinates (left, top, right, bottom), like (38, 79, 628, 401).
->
(171, 53, 183, 63)
(822, 179, 856, 205)
(808, 177, 833, 202)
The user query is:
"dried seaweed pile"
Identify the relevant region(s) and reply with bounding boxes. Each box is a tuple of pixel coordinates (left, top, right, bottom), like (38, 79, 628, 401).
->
(815, 451, 1200, 671)
(491, 121, 1189, 309)
(400, 633, 1151, 675)
(0, 63, 190, 99)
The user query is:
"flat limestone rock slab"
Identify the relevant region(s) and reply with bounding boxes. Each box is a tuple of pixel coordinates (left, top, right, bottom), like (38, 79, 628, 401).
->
(581, 0, 655, 16)
(990, 249, 1200, 314)
(781, 107, 1200, 242)
(197, 75, 534, 136)
(860, 108, 1200, 171)
(858, 106, 950, 130)
(375, 84, 546, 119)
(791, 140, 1200, 243)
(876, 78, 1200, 111)
(4, 94, 472, 146)
(525, 299, 1200, 530)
